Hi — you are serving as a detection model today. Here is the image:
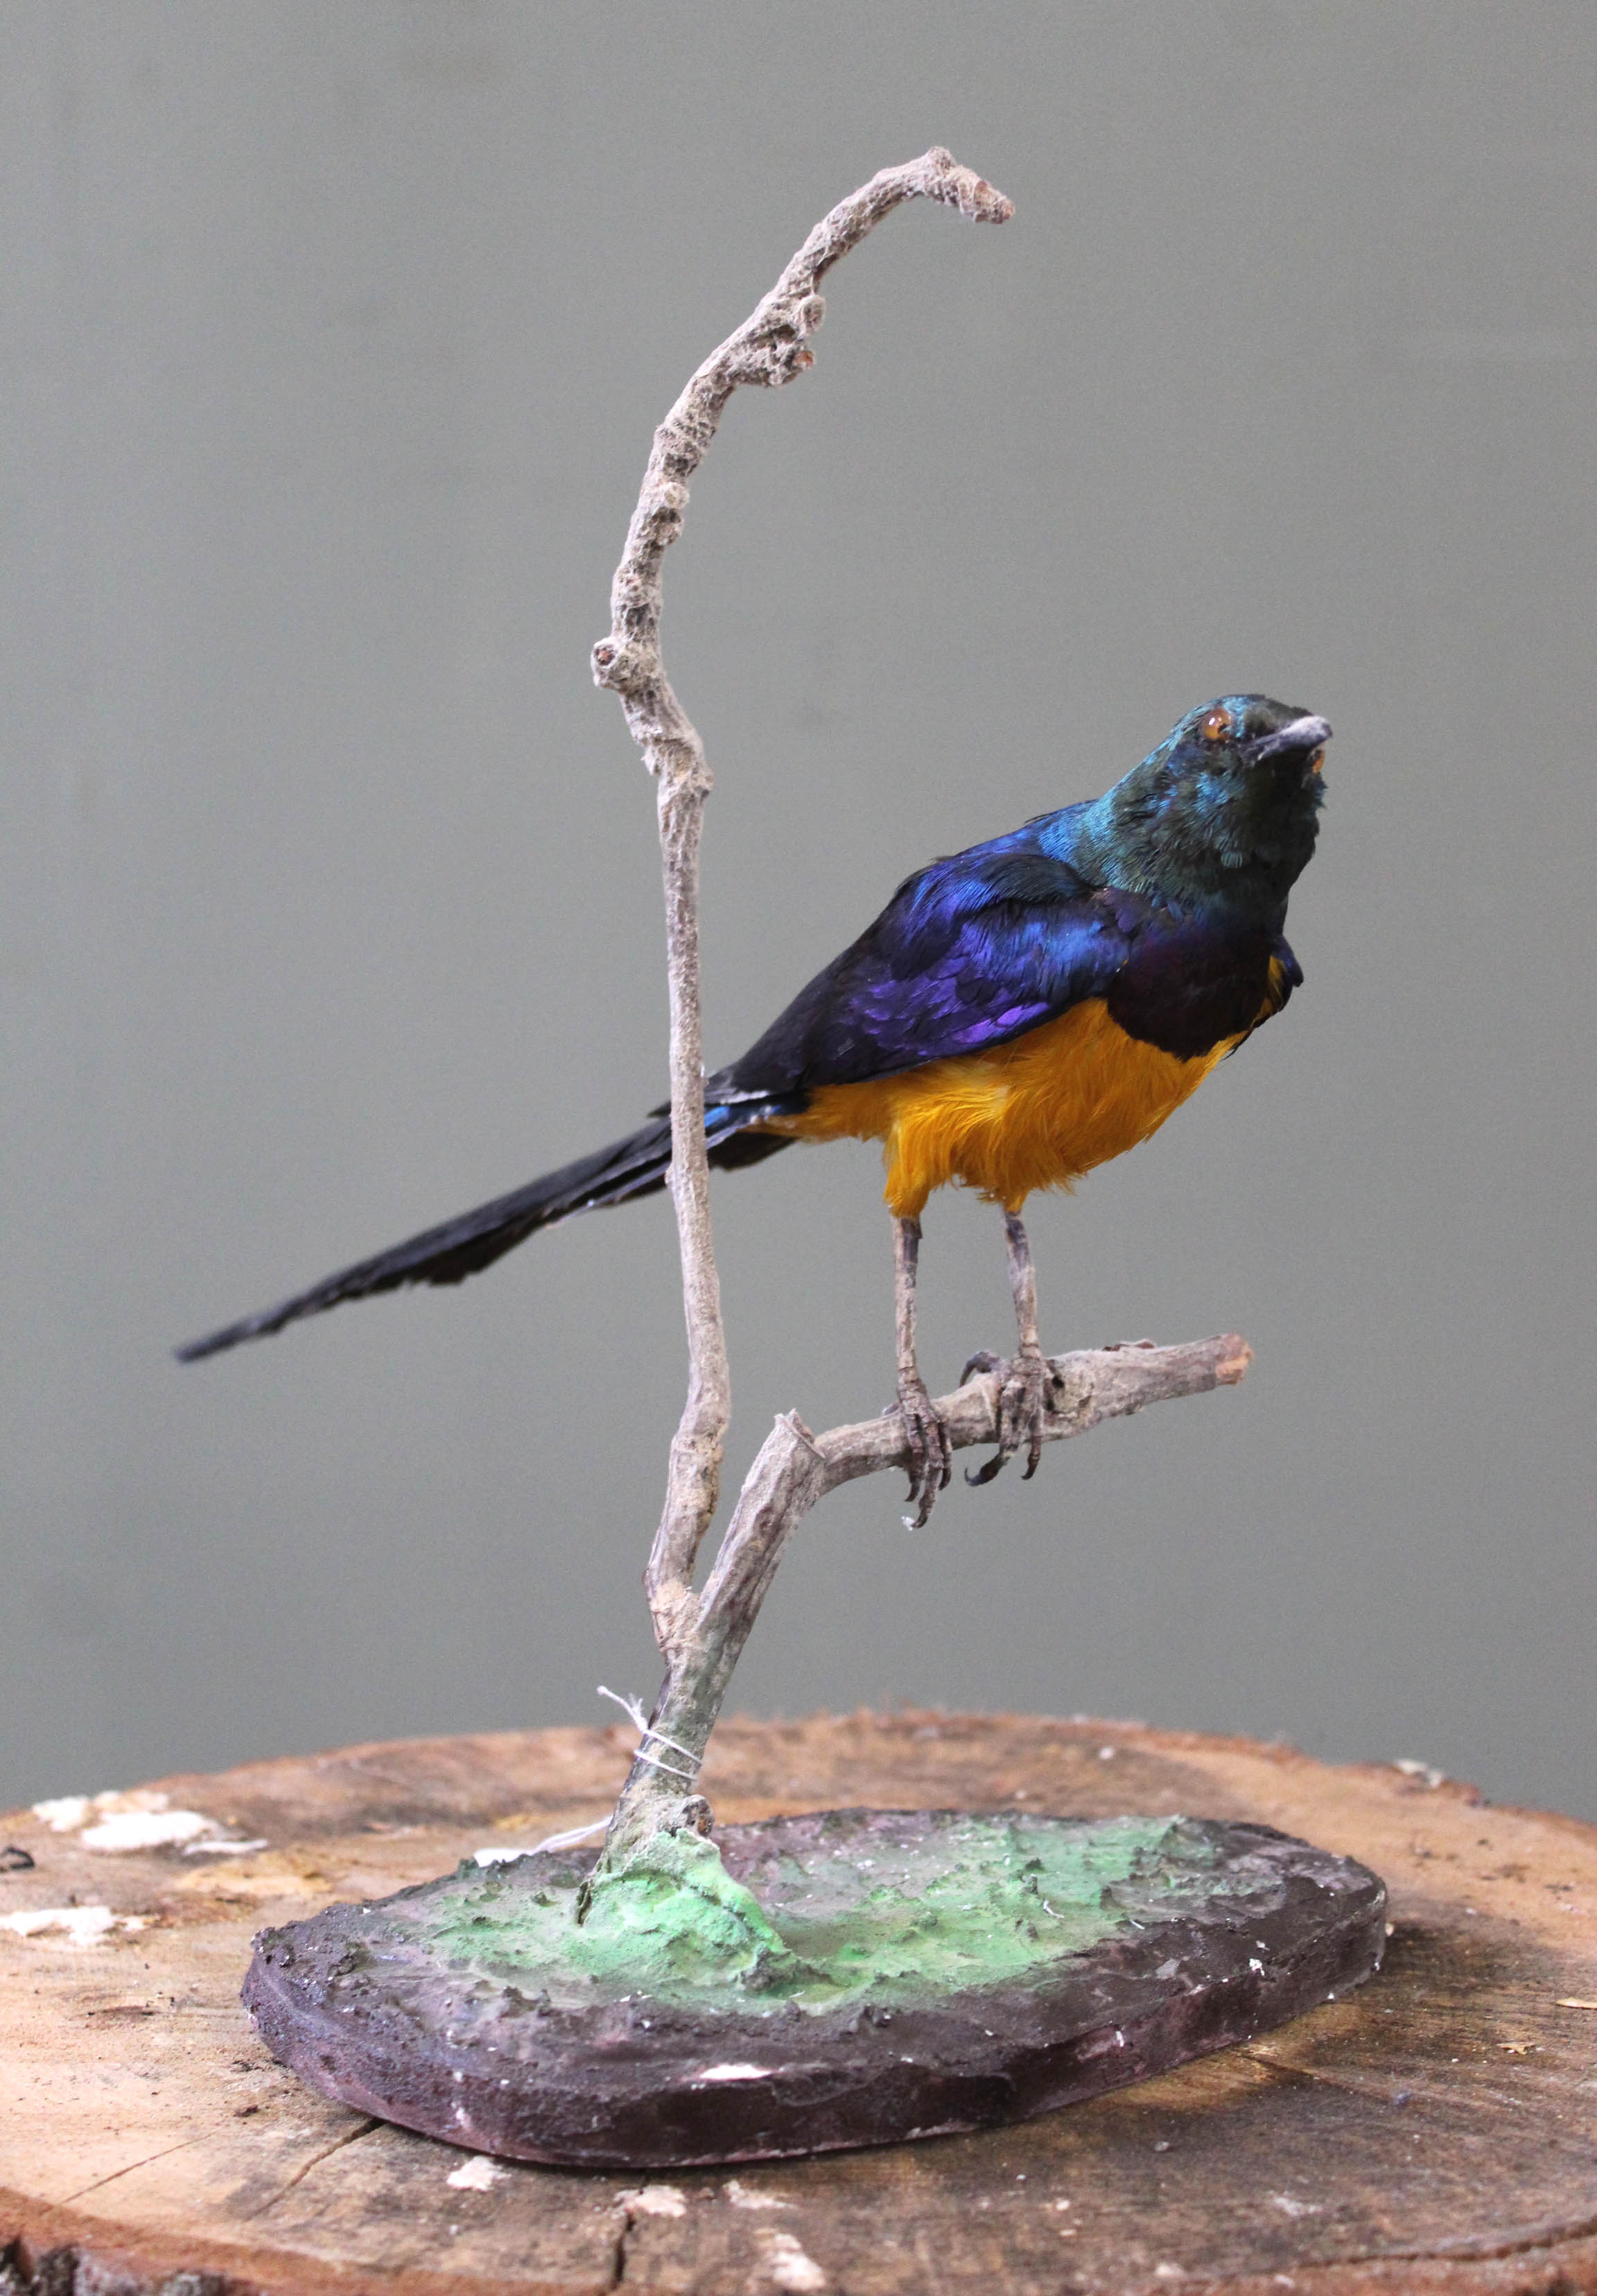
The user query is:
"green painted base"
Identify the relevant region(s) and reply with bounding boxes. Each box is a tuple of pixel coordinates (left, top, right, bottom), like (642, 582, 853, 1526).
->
(244, 1809, 1386, 2166)
(435, 1811, 1217, 2006)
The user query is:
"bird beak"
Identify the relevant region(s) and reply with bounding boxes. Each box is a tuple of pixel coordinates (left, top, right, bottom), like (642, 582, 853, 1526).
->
(1245, 715, 1332, 770)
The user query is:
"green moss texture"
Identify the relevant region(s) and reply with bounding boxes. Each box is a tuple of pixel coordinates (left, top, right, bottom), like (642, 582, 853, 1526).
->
(410, 1813, 1241, 2015)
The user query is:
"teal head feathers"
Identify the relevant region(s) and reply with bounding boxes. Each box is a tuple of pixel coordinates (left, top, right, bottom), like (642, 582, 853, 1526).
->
(1072, 695, 1329, 921)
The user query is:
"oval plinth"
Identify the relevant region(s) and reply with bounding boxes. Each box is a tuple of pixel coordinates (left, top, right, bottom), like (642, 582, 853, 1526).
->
(242, 1808, 1386, 2166)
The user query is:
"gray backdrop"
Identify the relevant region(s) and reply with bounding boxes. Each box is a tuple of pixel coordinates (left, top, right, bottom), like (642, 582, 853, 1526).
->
(4, 3, 1594, 1823)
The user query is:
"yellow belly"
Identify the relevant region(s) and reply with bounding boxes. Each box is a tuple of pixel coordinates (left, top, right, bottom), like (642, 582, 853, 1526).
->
(767, 998, 1243, 1218)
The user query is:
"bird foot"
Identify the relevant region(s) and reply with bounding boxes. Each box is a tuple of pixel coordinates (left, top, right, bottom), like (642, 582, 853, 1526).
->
(892, 1372, 952, 1529)
(960, 1344, 1058, 1486)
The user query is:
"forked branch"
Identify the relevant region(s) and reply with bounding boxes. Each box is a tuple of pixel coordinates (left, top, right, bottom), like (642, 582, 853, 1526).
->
(587, 153, 1250, 1870)
(591, 150, 1013, 1670)
(600, 1339, 1251, 1853)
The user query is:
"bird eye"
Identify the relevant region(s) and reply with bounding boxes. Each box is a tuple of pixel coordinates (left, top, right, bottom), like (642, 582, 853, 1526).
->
(1201, 707, 1232, 742)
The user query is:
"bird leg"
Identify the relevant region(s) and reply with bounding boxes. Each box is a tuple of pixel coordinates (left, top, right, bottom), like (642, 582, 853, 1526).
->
(891, 1214, 952, 1528)
(963, 1208, 1056, 1486)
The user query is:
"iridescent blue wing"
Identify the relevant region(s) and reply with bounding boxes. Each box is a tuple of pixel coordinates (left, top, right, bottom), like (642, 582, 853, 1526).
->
(715, 834, 1135, 1097)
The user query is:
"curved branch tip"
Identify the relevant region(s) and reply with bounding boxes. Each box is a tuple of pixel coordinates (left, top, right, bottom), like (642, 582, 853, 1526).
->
(918, 146, 1015, 223)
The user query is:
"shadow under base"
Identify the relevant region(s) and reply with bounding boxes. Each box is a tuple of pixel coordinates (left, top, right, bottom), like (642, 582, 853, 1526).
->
(243, 1809, 1386, 2168)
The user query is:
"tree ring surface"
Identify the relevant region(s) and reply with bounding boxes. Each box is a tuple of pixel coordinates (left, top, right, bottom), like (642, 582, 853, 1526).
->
(243, 1808, 1385, 2167)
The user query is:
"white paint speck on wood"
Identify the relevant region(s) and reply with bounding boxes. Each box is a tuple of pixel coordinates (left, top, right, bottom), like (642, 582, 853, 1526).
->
(618, 2184, 688, 2218)
(445, 2155, 501, 2191)
(1, 1905, 148, 1945)
(759, 2228, 827, 2290)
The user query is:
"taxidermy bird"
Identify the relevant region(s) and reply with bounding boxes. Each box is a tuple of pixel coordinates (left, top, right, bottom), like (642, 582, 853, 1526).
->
(180, 693, 1329, 1525)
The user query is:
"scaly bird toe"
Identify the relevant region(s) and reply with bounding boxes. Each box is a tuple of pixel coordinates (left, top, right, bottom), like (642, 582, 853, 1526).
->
(894, 1373, 952, 1529)
(965, 1345, 1057, 1488)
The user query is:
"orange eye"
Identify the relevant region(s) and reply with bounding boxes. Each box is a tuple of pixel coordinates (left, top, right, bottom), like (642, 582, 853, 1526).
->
(1202, 707, 1232, 742)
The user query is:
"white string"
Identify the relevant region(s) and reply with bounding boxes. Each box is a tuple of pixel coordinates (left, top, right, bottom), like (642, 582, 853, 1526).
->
(596, 1682, 651, 1732)
(595, 1683, 700, 1782)
(472, 1685, 704, 1869)
(528, 1816, 609, 1854)
(595, 1684, 698, 1762)
(473, 1814, 610, 1866)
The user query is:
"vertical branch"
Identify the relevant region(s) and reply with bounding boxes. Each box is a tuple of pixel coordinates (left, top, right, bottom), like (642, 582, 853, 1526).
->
(580, 160, 1253, 1881)
(600, 1341, 1251, 1856)
(589, 155, 1013, 1798)
(650, 758, 726, 1659)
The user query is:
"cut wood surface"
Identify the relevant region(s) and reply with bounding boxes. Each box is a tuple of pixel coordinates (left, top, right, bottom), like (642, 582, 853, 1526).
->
(4, 1712, 1597, 2296)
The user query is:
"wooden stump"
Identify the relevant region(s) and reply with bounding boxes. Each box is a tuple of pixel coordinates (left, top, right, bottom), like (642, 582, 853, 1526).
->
(4, 1712, 1597, 2295)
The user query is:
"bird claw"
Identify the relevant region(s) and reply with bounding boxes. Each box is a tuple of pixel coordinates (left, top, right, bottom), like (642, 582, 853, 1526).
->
(893, 1373, 952, 1529)
(964, 1346, 1056, 1488)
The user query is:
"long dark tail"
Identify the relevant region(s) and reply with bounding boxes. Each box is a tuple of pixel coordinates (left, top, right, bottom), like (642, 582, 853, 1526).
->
(175, 1102, 794, 1363)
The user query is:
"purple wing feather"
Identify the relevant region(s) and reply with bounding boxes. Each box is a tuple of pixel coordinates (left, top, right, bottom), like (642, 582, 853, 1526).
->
(714, 833, 1133, 1098)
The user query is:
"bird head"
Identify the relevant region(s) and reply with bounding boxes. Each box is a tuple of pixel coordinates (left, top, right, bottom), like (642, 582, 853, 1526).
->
(1079, 695, 1331, 919)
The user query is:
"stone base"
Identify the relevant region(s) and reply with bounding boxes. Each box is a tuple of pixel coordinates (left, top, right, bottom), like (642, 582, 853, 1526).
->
(243, 1808, 1386, 2167)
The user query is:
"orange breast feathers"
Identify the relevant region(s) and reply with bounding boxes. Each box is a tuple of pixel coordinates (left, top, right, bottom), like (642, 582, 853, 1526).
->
(767, 996, 1249, 1219)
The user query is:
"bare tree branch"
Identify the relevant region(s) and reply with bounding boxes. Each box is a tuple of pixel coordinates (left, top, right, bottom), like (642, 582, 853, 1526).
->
(590, 150, 1013, 1669)
(600, 1339, 1250, 1859)
(584, 152, 1253, 1875)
